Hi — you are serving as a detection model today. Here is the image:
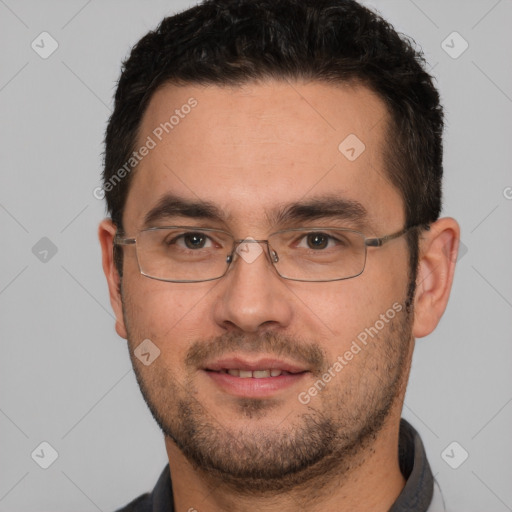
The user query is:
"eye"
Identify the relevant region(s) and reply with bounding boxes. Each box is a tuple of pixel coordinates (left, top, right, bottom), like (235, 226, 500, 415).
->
(297, 232, 340, 250)
(169, 232, 215, 250)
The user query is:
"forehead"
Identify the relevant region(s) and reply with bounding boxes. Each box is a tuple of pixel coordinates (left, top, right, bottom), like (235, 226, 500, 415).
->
(123, 80, 403, 233)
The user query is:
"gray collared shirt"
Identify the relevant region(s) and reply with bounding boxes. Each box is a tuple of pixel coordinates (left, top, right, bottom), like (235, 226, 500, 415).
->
(115, 418, 445, 512)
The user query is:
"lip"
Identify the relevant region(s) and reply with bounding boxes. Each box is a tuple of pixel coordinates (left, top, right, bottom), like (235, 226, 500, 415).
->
(203, 355, 309, 398)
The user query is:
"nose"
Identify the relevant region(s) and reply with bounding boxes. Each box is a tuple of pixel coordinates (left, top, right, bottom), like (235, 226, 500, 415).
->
(226, 240, 279, 265)
(212, 239, 294, 333)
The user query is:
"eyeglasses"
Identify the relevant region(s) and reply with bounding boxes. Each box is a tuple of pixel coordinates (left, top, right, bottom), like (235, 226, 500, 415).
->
(114, 224, 424, 283)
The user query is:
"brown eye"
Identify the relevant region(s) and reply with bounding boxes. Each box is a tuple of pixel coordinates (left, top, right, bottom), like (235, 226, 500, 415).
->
(306, 233, 329, 250)
(164, 232, 214, 250)
(183, 233, 208, 249)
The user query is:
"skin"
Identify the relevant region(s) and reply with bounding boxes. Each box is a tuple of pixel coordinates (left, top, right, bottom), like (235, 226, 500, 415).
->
(99, 80, 459, 512)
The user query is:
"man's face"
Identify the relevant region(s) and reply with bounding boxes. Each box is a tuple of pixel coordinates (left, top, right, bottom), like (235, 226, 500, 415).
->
(117, 81, 414, 489)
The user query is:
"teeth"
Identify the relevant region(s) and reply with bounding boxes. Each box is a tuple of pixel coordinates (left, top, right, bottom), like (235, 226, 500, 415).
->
(253, 370, 270, 378)
(223, 369, 284, 378)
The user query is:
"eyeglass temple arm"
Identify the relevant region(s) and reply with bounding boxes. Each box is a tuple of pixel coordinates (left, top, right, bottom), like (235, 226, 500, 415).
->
(365, 224, 430, 247)
(113, 235, 136, 246)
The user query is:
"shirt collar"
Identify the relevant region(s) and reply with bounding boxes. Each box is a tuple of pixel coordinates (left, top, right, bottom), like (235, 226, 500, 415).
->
(388, 418, 434, 512)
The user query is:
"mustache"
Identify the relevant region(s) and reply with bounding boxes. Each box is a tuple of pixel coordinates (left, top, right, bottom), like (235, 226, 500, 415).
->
(185, 331, 327, 375)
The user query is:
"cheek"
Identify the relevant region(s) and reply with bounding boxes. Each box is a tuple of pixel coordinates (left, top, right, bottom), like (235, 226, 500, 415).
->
(122, 275, 216, 345)
(362, 247, 411, 301)
(290, 272, 407, 349)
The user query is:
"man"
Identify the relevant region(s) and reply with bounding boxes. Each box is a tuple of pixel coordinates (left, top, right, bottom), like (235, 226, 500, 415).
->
(98, 0, 459, 510)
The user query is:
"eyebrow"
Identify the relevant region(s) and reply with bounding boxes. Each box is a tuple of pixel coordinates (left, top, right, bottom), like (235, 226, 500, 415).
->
(271, 195, 368, 228)
(142, 193, 368, 229)
(143, 194, 226, 227)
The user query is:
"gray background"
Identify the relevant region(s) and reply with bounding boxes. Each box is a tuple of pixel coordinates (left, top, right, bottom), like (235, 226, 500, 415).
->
(0, 0, 511, 510)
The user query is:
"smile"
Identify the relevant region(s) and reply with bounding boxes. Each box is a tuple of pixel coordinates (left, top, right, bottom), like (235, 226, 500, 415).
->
(214, 368, 301, 378)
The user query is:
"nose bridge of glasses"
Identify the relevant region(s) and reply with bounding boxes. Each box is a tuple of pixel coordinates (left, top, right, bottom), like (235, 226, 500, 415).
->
(227, 238, 279, 264)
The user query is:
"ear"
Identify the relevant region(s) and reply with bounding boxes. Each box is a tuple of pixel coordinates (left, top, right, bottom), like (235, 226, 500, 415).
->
(98, 219, 128, 339)
(412, 217, 460, 338)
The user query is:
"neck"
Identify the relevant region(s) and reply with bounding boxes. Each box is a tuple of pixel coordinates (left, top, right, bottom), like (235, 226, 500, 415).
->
(164, 412, 406, 512)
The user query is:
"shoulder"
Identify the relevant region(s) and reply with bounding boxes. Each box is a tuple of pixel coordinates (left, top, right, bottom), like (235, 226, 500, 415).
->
(113, 492, 151, 512)
(111, 464, 173, 512)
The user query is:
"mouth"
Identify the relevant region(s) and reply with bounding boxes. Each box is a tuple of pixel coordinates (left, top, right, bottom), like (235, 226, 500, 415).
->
(210, 368, 302, 378)
(202, 356, 309, 397)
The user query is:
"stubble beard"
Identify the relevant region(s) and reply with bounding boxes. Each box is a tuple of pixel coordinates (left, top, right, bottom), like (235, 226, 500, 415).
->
(123, 296, 413, 496)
